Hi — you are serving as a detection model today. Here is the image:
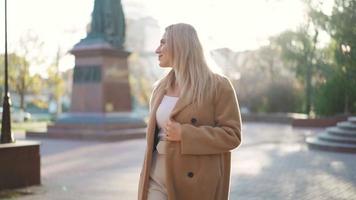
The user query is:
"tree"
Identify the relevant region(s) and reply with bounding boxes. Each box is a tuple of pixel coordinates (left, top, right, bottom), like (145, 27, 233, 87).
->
(309, 0, 356, 114)
(272, 23, 320, 116)
(255, 44, 287, 81)
(0, 53, 43, 110)
(327, 0, 356, 113)
(128, 52, 158, 108)
(1, 31, 45, 111)
(46, 47, 65, 117)
(210, 47, 302, 113)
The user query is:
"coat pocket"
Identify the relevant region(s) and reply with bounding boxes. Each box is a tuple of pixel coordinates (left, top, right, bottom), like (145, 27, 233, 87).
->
(173, 154, 223, 200)
(195, 154, 223, 195)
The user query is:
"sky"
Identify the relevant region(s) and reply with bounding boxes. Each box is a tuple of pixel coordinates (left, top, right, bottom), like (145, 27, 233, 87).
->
(0, 0, 332, 76)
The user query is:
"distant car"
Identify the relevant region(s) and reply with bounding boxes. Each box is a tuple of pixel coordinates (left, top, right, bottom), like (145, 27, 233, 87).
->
(0, 107, 32, 122)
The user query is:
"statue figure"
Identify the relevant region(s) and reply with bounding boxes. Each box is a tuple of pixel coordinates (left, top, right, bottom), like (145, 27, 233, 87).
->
(83, 0, 126, 49)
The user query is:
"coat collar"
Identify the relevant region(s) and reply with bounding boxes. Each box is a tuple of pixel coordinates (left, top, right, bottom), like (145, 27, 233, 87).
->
(150, 88, 165, 119)
(150, 87, 192, 120)
(170, 95, 192, 118)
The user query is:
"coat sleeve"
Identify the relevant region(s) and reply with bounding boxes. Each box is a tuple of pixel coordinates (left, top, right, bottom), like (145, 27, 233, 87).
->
(180, 77, 242, 155)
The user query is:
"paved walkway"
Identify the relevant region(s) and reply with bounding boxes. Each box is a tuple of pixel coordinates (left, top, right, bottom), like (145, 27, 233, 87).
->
(2, 122, 356, 200)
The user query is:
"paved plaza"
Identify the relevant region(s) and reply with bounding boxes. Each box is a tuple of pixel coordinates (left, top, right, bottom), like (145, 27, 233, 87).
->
(1, 122, 356, 200)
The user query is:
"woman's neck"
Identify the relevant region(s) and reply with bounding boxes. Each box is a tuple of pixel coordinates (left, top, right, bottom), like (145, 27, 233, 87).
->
(167, 82, 180, 97)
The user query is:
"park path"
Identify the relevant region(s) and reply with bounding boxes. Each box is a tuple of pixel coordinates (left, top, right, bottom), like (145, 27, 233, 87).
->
(4, 122, 356, 200)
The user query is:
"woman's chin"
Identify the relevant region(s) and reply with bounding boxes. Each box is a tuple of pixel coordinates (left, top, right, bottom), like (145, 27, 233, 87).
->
(159, 63, 170, 68)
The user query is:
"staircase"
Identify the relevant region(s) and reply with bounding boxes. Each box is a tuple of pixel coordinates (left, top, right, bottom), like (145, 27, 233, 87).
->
(306, 116, 356, 153)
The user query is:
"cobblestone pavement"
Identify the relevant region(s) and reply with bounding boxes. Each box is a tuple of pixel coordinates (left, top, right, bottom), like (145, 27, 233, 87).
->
(230, 123, 356, 200)
(3, 122, 356, 200)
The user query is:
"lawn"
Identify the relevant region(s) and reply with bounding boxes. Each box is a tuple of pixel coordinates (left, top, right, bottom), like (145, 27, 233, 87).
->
(0, 121, 49, 132)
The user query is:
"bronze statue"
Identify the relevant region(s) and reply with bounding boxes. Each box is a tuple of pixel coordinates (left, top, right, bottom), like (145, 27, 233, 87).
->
(84, 0, 126, 49)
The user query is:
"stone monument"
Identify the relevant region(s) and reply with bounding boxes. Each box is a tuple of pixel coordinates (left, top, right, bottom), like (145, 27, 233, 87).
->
(27, 0, 146, 141)
(70, 0, 130, 113)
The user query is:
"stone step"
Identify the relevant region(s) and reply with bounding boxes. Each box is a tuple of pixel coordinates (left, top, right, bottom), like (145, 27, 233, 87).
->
(336, 122, 356, 131)
(306, 137, 356, 153)
(348, 117, 356, 124)
(318, 132, 356, 144)
(326, 127, 356, 137)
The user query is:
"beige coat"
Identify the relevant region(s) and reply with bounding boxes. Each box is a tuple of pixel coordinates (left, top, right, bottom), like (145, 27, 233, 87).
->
(138, 74, 242, 200)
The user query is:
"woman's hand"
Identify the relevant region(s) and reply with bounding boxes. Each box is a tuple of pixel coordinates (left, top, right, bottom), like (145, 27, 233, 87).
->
(164, 119, 182, 141)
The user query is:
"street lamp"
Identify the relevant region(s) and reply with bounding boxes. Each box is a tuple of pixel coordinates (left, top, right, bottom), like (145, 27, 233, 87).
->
(341, 43, 352, 114)
(1, 0, 15, 143)
(341, 44, 351, 54)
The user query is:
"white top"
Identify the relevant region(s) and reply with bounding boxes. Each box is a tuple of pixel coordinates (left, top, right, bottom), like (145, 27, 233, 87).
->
(156, 95, 179, 140)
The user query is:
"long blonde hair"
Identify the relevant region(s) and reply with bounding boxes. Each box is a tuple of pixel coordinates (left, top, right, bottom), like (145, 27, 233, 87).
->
(157, 23, 217, 106)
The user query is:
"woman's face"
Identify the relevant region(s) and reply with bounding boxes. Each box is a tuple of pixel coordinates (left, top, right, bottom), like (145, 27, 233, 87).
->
(155, 33, 172, 68)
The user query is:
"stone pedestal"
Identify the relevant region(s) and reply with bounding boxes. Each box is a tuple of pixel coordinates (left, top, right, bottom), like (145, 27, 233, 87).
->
(70, 43, 132, 113)
(0, 141, 41, 190)
(26, 42, 146, 141)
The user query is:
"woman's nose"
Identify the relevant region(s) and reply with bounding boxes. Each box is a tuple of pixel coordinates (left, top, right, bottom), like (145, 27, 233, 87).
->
(155, 47, 160, 54)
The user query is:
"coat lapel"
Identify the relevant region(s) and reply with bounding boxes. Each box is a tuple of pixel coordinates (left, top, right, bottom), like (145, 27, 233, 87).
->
(150, 81, 192, 121)
(170, 96, 192, 119)
(140, 87, 166, 200)
(149, 87, 166, 125)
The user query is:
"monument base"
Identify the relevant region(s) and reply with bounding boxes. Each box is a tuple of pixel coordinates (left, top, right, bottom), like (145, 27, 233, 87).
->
(0, 141, 41, 190)
(26, 112, 147, 141)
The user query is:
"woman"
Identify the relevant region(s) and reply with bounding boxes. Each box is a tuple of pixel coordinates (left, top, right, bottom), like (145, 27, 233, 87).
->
(138, 23, 242, 200)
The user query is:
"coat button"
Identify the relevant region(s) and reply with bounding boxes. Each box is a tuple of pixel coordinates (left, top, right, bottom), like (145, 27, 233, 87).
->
(191, 118, 197, 125)
(187, 172, 194, 178)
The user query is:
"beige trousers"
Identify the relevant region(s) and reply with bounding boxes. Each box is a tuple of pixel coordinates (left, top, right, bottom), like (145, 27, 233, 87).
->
(147, 143, 168, 200)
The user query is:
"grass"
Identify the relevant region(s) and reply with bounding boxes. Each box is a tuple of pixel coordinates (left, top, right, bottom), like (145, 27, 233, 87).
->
(0, 189, 34, 199)
(0, 121, 50, 132)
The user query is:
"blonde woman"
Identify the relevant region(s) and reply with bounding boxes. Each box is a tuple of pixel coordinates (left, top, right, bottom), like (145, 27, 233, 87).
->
(138, 23, 242, 200)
